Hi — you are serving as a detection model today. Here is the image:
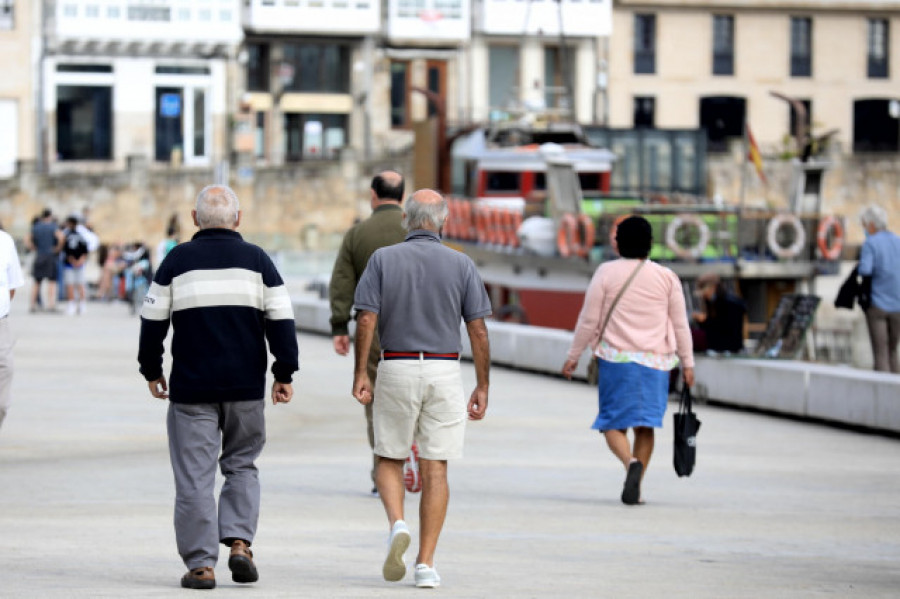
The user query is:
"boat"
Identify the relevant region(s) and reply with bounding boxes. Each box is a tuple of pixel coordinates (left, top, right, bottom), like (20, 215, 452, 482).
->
(438, 115, 842, 335)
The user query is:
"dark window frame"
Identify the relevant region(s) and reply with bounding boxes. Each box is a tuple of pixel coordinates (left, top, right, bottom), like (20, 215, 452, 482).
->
(56, 85, 114, 161)
(634, 14, 656, 75)
(633, 96, 655, 129)
(281, 43, 350, 94)
(790, 16, 813, 77)
(712, 15, 734, 76)
(0, 0, 15, 30)
(867, 18, 889, 79)
(246, 43, 270, 92)
(390, 60, 410, 129)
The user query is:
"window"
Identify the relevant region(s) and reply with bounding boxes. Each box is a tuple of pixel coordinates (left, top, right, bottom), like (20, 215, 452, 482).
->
(155, 66, 211, 76)
(712, 15, 734, 76)
(790, 17, 812, 77)
(247, 44, 269, 92)
(57, 86, 113, 160)
(284, 113, 347, 161)
(390, 60, 409, 128)
(633, 96, 655, 128)
(853, 99, 900, 153)
(107, 6, 120, 18)
(868, 19, 889, 79)
(484, 172, 521, 193)
(0, 0, 13, 30)
(544, 46, 574, 111)
(282, 44, 350, 93)
(488, 46, 519, 112)
(634, 14, 656, 75)
(57, 64, 113, 73)
(699, 96, 746, 152)
(128, 5, 171, 21)
(85, 4, 99, 17)
(255, 112, 266, 159)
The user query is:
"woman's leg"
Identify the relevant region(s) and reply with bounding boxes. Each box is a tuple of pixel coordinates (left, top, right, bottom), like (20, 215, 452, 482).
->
(632, 427, 655, 479)
(603, 429, 633, 469)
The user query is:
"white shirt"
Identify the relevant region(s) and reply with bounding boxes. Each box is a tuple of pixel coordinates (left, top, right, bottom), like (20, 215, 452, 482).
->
(0, 230, 24, 318)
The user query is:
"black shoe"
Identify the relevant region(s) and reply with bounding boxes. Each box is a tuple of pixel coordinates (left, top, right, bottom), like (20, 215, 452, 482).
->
(621, 460, 643, 505)
(181, 567, 215, 590)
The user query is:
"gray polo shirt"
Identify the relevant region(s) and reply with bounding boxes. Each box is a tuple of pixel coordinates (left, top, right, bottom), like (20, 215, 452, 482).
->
(354, 230, 492, 353)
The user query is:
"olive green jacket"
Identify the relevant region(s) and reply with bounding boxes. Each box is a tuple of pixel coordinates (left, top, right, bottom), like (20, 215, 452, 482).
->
(329, 204, 406, 336)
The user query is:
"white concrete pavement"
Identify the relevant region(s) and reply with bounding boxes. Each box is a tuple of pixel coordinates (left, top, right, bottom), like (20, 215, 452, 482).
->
(1, 297, 899, 597)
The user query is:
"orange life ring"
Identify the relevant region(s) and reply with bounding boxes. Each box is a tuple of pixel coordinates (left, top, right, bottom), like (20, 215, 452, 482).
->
(556, 214, 594, 258)
(457, 201, 470, 240)
(509, 210, 523, 248)
(609, 214, 631, 255)
(444, 199, 457, 238)
(487, 208, 501, 245)
(817, 215, 844, 260)
(475, 207, 490, 245)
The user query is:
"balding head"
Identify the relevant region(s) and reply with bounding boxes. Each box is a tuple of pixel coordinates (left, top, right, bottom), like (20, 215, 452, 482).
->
(194, 185, 241, 230)
(370, 170, 405, 206)
(402, 189, 448, 233)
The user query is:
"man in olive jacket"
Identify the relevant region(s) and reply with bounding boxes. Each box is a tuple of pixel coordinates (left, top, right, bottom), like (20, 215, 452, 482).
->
(329, 170, 406, 491)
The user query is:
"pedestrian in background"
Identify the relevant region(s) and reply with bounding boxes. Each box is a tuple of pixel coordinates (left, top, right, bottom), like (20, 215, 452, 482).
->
(692, 272, 747, 355)
(0, 221, 24, 432)
(138, 184, 299, 590)
(562, 216, 694, 506)
(352, 189, 491, 588)
(329, 170, 406, 494)
(25, 209, 63, 313)
(858, 204, 900, 373)
(61, 216, 89, 315)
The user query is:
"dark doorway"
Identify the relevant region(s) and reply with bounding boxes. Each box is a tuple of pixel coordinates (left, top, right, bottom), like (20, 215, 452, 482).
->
(853, 99, 900, 153)
(56, 85, 113, 160)
(633, 96, 655, 128)
(699, 96, 746, 152)
(155, 87, 183, 162)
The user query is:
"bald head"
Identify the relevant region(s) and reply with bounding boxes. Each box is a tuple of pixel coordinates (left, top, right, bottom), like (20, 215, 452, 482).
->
(194, 184, 241, 230)
(403, 189, 448, 232)
(370, 170, 404, 206)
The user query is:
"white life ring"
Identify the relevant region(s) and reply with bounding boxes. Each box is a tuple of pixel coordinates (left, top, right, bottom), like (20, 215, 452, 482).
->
(766, 214, 806, 259)
(665, 214, 710, 259)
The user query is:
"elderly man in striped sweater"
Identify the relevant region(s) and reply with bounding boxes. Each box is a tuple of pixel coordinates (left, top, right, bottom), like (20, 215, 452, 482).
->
(138, 184, 299, 590)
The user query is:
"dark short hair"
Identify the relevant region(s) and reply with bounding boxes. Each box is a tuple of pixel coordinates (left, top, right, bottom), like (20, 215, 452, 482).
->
(616, 216, 653, 259)
(371, 172, 404, 202)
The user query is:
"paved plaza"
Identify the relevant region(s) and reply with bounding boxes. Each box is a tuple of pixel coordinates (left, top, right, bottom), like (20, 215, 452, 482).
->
(1, 297, 899, 598)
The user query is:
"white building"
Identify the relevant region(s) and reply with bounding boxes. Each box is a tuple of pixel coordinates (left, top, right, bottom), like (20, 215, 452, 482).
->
(45, 0, 242, 170)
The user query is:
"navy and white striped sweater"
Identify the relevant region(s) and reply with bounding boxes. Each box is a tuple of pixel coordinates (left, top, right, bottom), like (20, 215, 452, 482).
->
(138, 228, 299, 403)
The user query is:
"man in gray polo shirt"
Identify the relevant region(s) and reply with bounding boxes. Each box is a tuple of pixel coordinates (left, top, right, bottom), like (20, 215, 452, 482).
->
(352, 189, 491, 588)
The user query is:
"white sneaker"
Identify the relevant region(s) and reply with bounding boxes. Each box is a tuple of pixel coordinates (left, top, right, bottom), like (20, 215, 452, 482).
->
(66, 302, 76, 316)
(414, 564, 441, 588)
(382, 520, 411, 582)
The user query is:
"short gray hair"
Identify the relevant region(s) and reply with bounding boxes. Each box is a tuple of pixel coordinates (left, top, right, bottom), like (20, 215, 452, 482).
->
(860, 204, 888, 231)
(402, 190, 448, 231)
(195, 185, 240, 229)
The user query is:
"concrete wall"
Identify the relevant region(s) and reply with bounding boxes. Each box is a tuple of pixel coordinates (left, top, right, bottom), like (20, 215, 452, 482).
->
(0, 153, 410, 252)
(292, 295, 900, 433)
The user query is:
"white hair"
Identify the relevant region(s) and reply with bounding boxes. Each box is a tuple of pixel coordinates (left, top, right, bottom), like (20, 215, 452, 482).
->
(402, 191, 448, 232)
(195, 185, 240, 229)
(860, 204, 888, 231)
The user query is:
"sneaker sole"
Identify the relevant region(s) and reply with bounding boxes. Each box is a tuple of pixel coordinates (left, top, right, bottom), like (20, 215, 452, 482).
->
(415, 578, 441, 588)
(228, 555, 259, 584)
(382, 529, 411, 582)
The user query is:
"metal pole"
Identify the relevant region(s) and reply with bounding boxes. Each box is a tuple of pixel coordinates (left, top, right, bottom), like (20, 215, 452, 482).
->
(36, 0, 48, 173)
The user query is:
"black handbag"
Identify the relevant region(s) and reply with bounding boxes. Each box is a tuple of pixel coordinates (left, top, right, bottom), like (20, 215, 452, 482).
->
(834, 265, 872, 311)
(673, 386, 701, 477)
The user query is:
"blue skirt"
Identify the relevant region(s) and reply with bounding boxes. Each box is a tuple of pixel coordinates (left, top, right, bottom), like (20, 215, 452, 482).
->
(592, 358, 670, 431)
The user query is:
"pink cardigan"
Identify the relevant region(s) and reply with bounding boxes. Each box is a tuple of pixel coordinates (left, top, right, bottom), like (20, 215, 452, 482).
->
(566, 258, 695, 368)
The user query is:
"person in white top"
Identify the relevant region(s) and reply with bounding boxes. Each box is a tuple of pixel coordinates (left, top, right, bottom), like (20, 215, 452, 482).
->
(0, 226, 24, 431)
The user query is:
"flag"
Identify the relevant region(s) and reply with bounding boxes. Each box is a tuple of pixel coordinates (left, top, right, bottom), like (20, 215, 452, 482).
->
(746, 122, 767, 185)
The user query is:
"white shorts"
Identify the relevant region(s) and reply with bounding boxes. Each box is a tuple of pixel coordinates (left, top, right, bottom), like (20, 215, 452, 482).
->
(63, 266, 85, 286)
(373, 358, 466, 461)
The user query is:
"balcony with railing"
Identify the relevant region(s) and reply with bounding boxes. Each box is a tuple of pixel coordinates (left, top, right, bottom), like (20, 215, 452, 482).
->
(53, 1, 242, 55)
(387, 0, 470, 42)
(242, 0, 380, 35)
(478, 0, 611, 38)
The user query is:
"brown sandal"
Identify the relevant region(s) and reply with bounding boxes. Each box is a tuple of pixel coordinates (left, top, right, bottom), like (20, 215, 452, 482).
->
(181, 566, 215, 590)
(228, 539, 259, 583)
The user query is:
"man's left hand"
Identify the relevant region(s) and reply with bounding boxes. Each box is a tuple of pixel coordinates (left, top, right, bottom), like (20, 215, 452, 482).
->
(272, 382, 293, 404)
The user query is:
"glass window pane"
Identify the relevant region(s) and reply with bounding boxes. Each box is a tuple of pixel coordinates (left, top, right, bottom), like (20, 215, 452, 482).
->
(193, 89, 205, 157)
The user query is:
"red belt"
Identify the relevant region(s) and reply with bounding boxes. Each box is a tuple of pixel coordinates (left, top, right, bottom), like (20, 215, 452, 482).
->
(383, 351, 459, 360)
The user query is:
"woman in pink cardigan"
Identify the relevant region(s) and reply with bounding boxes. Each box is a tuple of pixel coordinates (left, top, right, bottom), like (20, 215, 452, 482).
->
(562, 216, 694, 505)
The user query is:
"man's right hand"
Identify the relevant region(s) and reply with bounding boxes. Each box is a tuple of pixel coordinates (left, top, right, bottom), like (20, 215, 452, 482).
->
(333, 335, 350, 356)
(352, 372, 373, 405)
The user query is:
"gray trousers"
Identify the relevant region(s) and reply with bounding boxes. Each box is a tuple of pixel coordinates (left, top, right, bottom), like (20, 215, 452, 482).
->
(865, 306, 900, 373)
(167, 400, 266, 569)
(0, 319, 14, 431)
